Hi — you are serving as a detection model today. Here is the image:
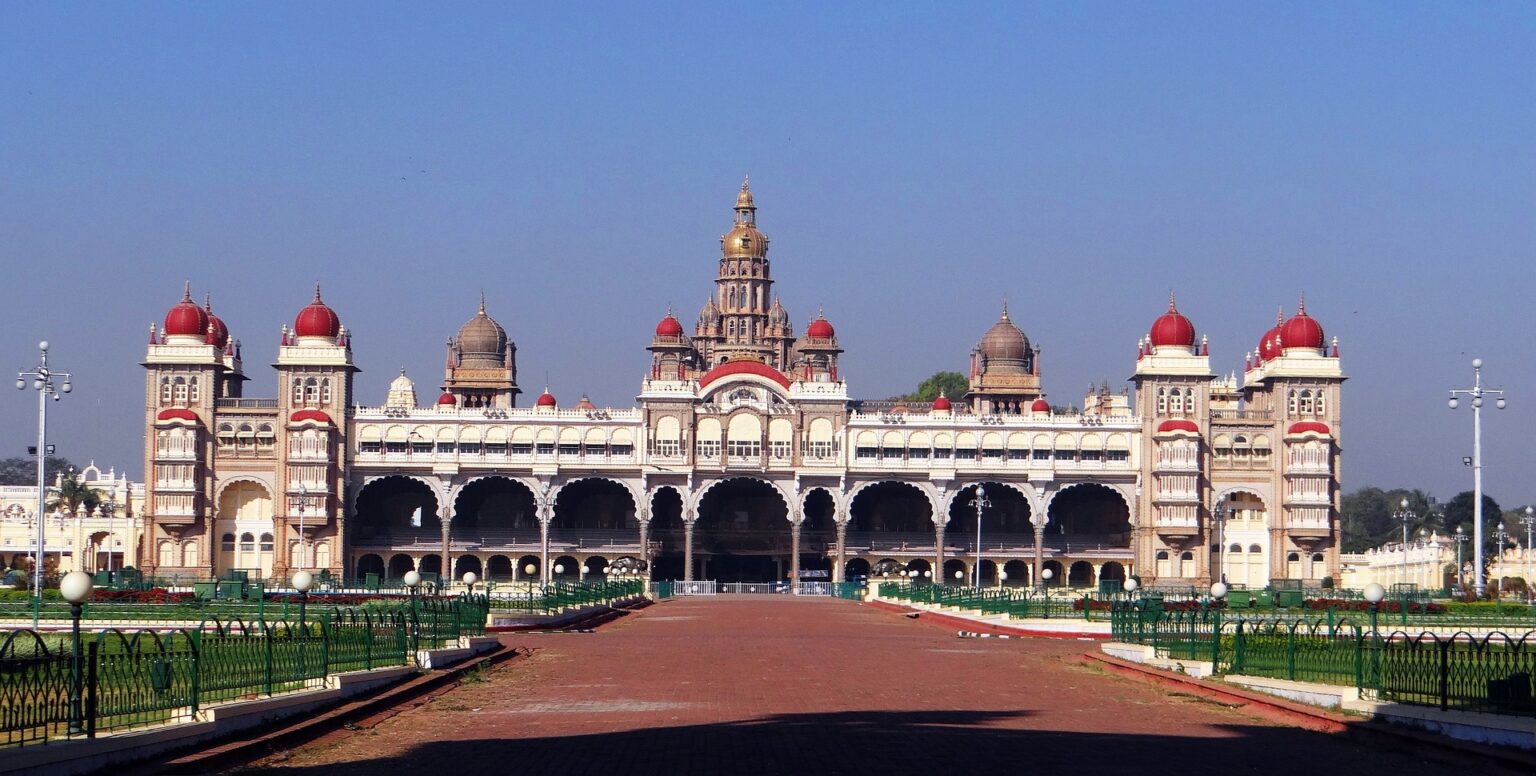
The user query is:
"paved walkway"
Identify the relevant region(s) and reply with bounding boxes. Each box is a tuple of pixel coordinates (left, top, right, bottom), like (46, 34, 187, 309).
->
(248, 597, 1471, 775)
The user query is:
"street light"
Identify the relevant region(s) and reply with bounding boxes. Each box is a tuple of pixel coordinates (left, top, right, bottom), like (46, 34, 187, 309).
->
(1523, 507, 1535, 578)
(295, 483, 308, 571)
(1124, 577, 1139, 596)
(1453, 525, 1469, 590)
(1393, 497, 1413, 586)
(1212, 496, 1231, 585)
(462, 571, 478, 595)
(1448, 358, 1505, 597)
(60, 570, 92, 735)
(16, 340, 71, 607)
(1208, 582, 1228, 664)
(292, 570, 314, 628)
(1494, 522, 1510, 584)
(403, 569, 422, 657)
(969, 485, 990, 589)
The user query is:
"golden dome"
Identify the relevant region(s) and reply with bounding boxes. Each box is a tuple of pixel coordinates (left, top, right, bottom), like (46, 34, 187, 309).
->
(721, 223, 768, 258)
(456, 297, 508, 369)
(978, 302, 1030, 372)
(736, 177, 755, 210)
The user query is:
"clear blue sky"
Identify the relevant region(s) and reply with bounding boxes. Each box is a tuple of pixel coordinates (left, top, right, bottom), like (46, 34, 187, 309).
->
(2, 3, 1533, 507)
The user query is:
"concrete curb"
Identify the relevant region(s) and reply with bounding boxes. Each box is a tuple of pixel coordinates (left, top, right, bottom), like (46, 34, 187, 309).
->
(1082, 651, 1536, 774)
(865, 599, 1105, 639)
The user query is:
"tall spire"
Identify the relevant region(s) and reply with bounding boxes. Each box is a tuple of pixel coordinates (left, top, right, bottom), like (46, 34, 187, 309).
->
(1168, 291, 1177, 312)
(182, 280, 192, 302)
(313, 282, 323, 303)
(734, 175, 755, 222)
(1297, 293, 1307, 315)
(1000, 298, 1010, 321)
(479, 289, 486, 315)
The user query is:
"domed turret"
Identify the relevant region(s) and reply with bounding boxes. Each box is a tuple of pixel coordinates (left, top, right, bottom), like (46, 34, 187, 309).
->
(1031, 398, 1051, 414)
(656, 312, 684, 338)
(163, 283, 209, 341)
(436, 391, 456, 406)
(721, 177, 769, 259)
(203, 296, 230, 348)
(1280, 298, 1326, 351)
(931, 393, 952, 412)
(535, 388, 557, 408)
(1148, 294, 1196, 350)
(978, 302, 1030, 371)
(806, 312, 835, 339)
(1257, 307, 1284, 362)
(293, 285, 341, 340)
(456, 295, 509, 368)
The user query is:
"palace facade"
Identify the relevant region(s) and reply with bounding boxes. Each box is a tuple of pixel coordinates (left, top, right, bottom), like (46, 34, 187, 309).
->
(139, 181, 1346, 589)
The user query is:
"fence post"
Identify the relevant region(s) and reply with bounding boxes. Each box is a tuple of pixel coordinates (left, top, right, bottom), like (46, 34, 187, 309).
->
(264, 624, 275, 696)
(85, 641, 98, 738)
(1233, 620, 1246, 675)
(1286, 623, 1297, 681)
(1438, 638, 1451, 712)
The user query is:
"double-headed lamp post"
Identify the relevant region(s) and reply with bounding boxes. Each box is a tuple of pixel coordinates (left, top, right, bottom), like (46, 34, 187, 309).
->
(295, 483, 308, 571)
(1494, 523, 1510, 583)
(1448, 358, 1505, 597)
(970, 485, 990, 589)
(16, 341, 71, 602)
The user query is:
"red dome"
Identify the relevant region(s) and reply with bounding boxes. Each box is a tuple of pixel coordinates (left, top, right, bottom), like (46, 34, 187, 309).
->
(204, 305, 229, 348)
(1280, 302, 1325, 351)
(1257, 325, 1283, 361)
(290, 409, 332, 424)
(156, 408, 199, 423)
(436, 392, 456, 406)
(656, 314, 684, 338)
(807, 316, 835, 338)
(1287, 421, 1331, 436)
(535, 390, 557, 407)
(576, 394, 596, 410)
(931, 394, 952, 411)
(1148, 296, 1196, 349)
(1157, 419, 1200, 434)
(699, 360, 792, 389)
(293, 286, 341, 339)
(163, 286, 209, 338)
(1031, 399, 1051, 413)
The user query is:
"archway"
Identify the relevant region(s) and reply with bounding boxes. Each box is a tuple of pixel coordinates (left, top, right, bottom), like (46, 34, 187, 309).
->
(453, 477, 538, 549)
(946, 483, 1033, 540)
(354, 476, 441, 552)
(584, 555, 611, 578)
(419, 554, 442, 577)
(693, 478, 790, 582)
(978, 558, 999, 586)
(1047, 484, 1130, 542)
(1003, 559, 1031, 587)
(552, 479, 638, 551)
(1100, 561, 1127, 589)
(516, 554, 541, 581)
(552, 554, 581, 581)
(387, 553, 414, 578)
(454, 555, 482, 578)
(799, 489, 837, 579)
(215, 479, 275, 578)
(1042, 559, 1065, 587)
(848, 482, 934, 557)
(1068, 560, 1095, 588)
(486, 554, 513, 581)
(844, 557, 872, 581)
(905, 558, 933, 580)
(356, 553, 385, 579)
(942, 558, 968, 583)
(648, 487, 686, 580)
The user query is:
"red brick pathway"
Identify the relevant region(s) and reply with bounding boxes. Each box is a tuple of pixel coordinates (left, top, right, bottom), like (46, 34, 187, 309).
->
(247, 597, 1469, 775)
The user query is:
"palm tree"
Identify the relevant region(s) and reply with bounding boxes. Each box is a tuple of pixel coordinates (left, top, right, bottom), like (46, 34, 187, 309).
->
(48, 470, 102, 516)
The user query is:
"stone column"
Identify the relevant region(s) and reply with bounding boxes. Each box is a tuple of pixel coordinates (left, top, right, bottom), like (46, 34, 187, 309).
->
(1033, 523, 1045, 588)
(540, 518, 551, 586)
(638, 519, 651, 581)
(440, 516, 452, 584)
(834, 521, 848, 583)
(934, 521, 946, 580)
(790, 521, 802, 589)
(683, 520, 695, 582)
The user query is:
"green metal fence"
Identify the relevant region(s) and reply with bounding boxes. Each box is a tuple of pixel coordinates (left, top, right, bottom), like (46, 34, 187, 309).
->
(1109, 602, 1536, 717)
(0, 593, 489, 747)
(876, 582, 1113, 621)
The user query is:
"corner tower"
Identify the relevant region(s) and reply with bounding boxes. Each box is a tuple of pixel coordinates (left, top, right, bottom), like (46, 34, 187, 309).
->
(443, 296, 520, 408)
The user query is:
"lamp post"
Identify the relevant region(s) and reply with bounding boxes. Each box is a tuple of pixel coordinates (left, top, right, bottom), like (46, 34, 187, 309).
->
(1522, 506, 1535, 582)
(295, 483, 308, 572)
(1393, 498, 1412, 587)
(1363, 582, 1385, 685)
(60, 570, 92, 735)
(1124, 577, 1139, 598)
(462, 571, 478, 596)
(104, 498, 119, 578)
(1213, 496, 1231, 585)
(1494, 522, 1510, 587)
(1453, 525, 1469, 591)
(1448, 358, 1505, 597)
(403, 569, 422, 657)
(1208, 581, 1228, 664)
(292, 570, 313, 628)
(969, 485, 990, 589)
(1040, 567, 1054, 619)
(16, 340, 72, 605)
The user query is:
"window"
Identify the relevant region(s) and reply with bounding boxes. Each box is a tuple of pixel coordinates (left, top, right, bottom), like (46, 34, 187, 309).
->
(1299, 390, 1314, 415)
(384, 441, 407, 454)
(1169, 389, 1183, 414)
(909, 447, 930, 460)
(1007, 448, 1029, 460)
(654, 440, 680, 457)
(188, 377, 199, 403)
(510, 443, 533, 456)
(557, 443, 579, 456)
(1287, 391, 1299, 416)
(321, 379, 332, 406)
(1032, 449, 1050, 461)
(259, 533, 274, 553)
(360, 441, 382, 454)
(436, 442, 456, 454)
(160, 378, 173, 404)
(955, 448, 977, 460)
(460, 442, 483, 455)
(1106, 450, 1129, 462)
(536, 442, 555, 456)
(239, 533, 255, 554)
(697, 440, 720, 458)
(1053, 449, 1075, 461)
(485, 443, 507, 456)
(1157, 388, 1167, 414)
(1080, 449, 1102, 461)
(304, 378, 319, 405)
(883, 446, 905, 459)
(611, 444, 633, 457)
(583, 444, 607, 456)
(292, 379, 305, 405)
(769, 441, 791, 459)
(173, 378, 188, 404)
(931, 446, 951, 460)
(221, 533, 236, 552)
(856, 446, 878, 460)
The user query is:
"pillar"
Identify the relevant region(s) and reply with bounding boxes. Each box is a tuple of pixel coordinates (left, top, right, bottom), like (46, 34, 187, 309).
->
(683, 520, 695, 581)
(1033, 523, 1045, 588)
(439, 508, 451, 582)
(934, 521, 946, 580)
(638, 519, 651, 581)
(834, 521, 848, 583)
(540, 518, 550, 585)
(790, 521, 802, 588)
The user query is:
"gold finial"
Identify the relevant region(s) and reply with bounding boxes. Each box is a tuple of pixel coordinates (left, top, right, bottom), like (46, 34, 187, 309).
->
(1000, 297, 1010, 320)
(182, 280, 192, 302)
(313, 282, 323, 302)
(1168, 291, 1177, 312)
(479, 290, 486, 314)
(204, 293, 213, 312)
(1297, 293, 1307, 315)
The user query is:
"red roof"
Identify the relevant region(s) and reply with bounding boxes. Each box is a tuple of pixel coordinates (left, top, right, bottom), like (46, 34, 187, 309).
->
(1287, 421, 1330, 436)
(156, 408, 199, 423)
(1281, 310, 1326, 351)
(290, 409, 332, 424)
(164, 287, 208, 338)
(655, 315, 684, 337)
(807, 316, 835, 338)
(205, 311, 229, 348)
(931, 394, 952, 411)
(699, 360, 791, 389)
(294, 287, 341, 338)
(535, 390, 557, 407)
(1031, 399, 1051, 413)
(1157, 419, 1200, 433)
(436, 392, 456, 406)
(1148, 297, 1196, 349)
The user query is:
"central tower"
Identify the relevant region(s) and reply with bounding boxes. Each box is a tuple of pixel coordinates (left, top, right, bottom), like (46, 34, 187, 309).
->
(695, 178, 794, 369)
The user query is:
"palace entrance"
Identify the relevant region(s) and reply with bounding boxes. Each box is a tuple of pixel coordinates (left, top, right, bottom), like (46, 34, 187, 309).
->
(692, 479, 791, 583)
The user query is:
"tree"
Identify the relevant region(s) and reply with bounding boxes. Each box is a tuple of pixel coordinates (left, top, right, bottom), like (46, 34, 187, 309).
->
(1340, 486, 1440, 552)
(0, 456, 75, 486)
(1442, 490, 1505, 555)
(903, 371, 968, 403)
(47, 470, 102, 516)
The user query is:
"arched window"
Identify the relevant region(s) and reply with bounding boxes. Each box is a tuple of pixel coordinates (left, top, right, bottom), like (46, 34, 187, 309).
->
(221, 533, 236, 552)
(1170, 389, 1184, 414)
(1157, 388, 1167, 414)
(320, 378, 332, 406)
(240, 532, 255, 554)
(1299, 389, 1314, 415)
(1316, 391, 1327, 416)
(1287, 390, 1299, 416)
(304, 377, 319, 404)
(173, 377, 188, 404)
(292, 379, 304, 405)
(160, 377, 173, 404)
(188, 377, 200, 403)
